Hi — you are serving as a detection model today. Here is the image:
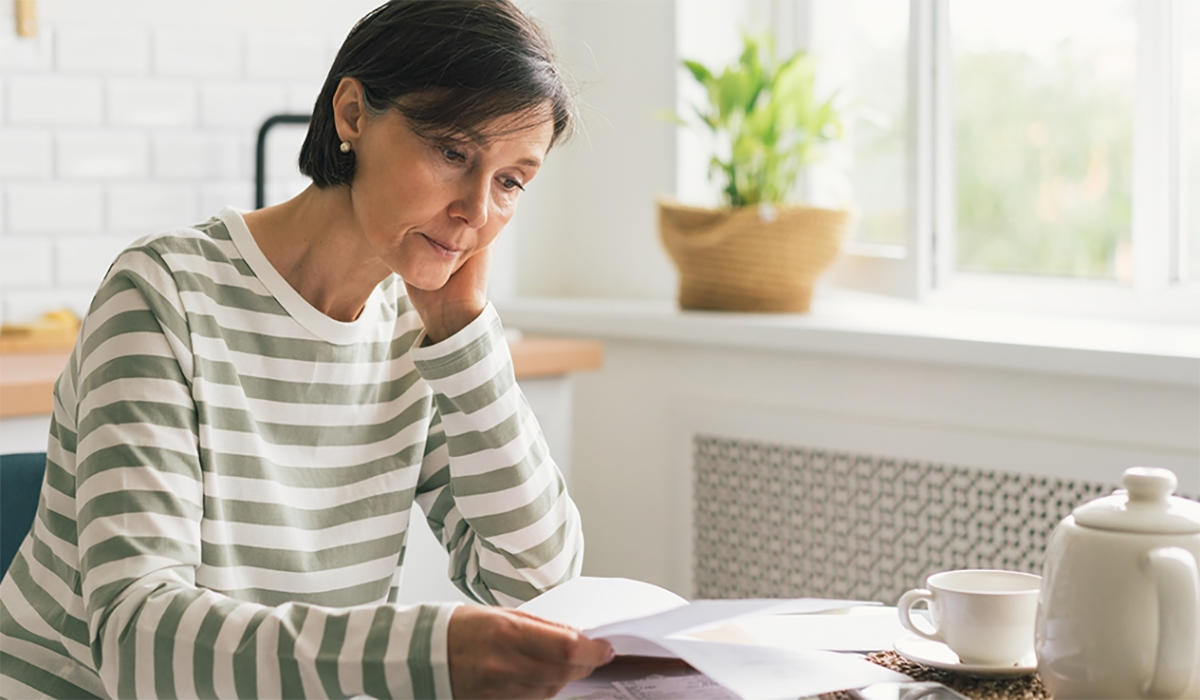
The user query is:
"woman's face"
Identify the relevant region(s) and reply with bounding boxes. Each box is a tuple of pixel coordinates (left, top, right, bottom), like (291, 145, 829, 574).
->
(348, 103, 554, 291)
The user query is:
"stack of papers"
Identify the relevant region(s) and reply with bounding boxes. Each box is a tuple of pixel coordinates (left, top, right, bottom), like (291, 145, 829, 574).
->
(517, 577, 908, 700)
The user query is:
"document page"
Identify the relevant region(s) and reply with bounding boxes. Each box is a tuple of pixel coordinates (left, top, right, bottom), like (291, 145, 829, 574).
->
(590, 597, 870, 642)
(653, 638, 908, 700)
(558, 671, 737, 700)
(686, 607, 907, 653)
(613, 674, 739, 699)
(518, 576, 689, 631)
(525, 577, 908, 699)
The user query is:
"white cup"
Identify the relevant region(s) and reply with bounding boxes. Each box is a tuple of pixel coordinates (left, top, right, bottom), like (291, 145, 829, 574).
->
(897, 569, 1042, 666)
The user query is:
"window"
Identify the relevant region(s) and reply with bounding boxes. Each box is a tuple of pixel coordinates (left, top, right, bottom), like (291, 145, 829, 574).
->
(951, 0, 1136, 282)
(1185, 0, 1200, 281)
(706, 0, 1199, 320)
(807, 0, 908, 249)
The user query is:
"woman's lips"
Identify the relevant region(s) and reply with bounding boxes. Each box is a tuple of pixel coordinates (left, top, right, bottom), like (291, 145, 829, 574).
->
(420, 233, 461, 260)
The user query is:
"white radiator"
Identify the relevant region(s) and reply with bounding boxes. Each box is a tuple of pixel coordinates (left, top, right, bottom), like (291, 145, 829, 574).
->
(692, 434, 1128, 604)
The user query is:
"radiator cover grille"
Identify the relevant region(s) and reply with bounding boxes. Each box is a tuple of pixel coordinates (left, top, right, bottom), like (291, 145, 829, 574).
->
(693, 434, 1120, 604)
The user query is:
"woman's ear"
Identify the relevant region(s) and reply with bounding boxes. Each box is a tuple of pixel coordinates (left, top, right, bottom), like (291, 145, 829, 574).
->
(332, 77, 367, 145)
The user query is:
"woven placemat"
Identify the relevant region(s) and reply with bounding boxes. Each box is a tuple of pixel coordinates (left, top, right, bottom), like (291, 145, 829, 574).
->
(820, 651, 1050, 700)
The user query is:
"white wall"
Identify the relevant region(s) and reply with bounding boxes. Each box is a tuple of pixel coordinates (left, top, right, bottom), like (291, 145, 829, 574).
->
(0, 0, 378, 324)
(514, 0, 679, 300)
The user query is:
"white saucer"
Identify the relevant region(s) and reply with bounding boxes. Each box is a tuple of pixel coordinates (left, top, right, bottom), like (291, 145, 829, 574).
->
(893, 634, 1037, 677)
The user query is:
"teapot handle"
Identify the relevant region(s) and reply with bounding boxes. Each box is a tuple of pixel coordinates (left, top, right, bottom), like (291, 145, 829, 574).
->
(1141, 547, 1198, 699)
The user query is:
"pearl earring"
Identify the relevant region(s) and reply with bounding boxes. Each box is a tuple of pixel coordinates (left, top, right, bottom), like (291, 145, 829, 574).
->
(339, 140, 351, 154)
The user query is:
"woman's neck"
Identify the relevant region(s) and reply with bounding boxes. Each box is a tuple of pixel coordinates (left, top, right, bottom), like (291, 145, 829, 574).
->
(242, 185, 392, 322)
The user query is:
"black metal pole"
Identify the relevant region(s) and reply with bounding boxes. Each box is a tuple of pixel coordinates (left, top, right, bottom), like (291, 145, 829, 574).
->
(254, 114, 312, 210)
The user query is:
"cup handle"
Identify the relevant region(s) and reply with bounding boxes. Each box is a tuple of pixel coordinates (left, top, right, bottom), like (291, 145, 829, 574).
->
(897, 588, 943, 643)
(1141, 547, 1198, 699)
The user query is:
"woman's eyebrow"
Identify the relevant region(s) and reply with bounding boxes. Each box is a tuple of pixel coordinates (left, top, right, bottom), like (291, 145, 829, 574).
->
(515, 156, 542, 168)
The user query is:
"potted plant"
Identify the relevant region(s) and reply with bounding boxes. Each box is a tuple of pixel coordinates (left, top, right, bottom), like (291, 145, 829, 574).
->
(661, 33, 848, 312)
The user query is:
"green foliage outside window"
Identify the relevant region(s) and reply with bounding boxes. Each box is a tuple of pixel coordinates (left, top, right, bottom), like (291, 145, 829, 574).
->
(954, 49, 1133, 280)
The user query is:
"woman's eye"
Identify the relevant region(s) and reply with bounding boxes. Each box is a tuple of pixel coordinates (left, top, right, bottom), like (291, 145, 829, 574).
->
(441, 147, 466, 163)
(501, 177, 526, 192)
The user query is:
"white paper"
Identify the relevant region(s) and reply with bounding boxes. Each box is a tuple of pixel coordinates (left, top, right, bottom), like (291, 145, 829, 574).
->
(715, 608, 907, 653)
(518, 577, 689, 632)
(524, 577, 900, 699)
(518, 576, 869, 651)
(653, 638, 910, 700)
(590, 598, 869, 641)
(593, 635, 680, 658)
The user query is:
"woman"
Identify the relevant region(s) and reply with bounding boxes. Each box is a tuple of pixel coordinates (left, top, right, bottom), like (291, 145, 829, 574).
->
(0, 1, 613, 698)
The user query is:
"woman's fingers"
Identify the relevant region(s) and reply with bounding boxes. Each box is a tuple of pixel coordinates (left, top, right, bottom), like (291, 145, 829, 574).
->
(448, 605, 614, 699)
(513, 615, 614, 668)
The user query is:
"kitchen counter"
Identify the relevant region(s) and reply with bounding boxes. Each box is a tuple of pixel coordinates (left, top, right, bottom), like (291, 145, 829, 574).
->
(0, 337, 603, 419)
(0, 351, 72, 419)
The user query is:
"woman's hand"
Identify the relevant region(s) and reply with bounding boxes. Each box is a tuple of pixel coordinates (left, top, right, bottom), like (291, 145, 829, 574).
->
(405, 247, 491, 344)
(448, 605, 614, 699)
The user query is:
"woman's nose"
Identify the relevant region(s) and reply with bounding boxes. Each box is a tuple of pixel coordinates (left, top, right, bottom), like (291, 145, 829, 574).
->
(450, 176, 489, 229)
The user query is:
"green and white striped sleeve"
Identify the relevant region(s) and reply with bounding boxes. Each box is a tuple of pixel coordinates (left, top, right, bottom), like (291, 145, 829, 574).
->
(75, 245, 454, 699)
(411, 305, 584, 607)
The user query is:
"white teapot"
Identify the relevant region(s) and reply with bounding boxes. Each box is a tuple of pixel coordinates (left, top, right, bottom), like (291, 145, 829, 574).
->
(1036, 467, 1200, 699)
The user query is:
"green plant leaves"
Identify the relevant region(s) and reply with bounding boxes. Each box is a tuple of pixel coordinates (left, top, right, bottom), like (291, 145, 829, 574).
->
(674, 32, 843, 208)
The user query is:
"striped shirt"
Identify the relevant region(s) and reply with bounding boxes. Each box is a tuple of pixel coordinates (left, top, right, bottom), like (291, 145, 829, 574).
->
(0, 208, 584, 699)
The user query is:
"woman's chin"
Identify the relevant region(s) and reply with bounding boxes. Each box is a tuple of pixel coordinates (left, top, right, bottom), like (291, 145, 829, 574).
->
(401, 273, 451, 293)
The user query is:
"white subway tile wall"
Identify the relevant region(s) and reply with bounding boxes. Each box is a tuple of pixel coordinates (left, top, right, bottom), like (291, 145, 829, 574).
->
(0, 129, 53, 179)
(54, 236, 129, 288)
(56, 26, 150, 75)
(107, 183, 197, 233)
(0, 0, 379, 324)
(152, 133, 247, 181)
(0, 238, 52, 289)
(199, 82, 288, 128)
(8, 76, 105, 125)
(0, 18, 53, 71)
(57, 131, 150, 179)
(153, 32, 242, 78)
(107, 79, 197, 127)
(8, 184, 103, 233)
(198, 182, 254, 217)
(245, 33, 331, 80)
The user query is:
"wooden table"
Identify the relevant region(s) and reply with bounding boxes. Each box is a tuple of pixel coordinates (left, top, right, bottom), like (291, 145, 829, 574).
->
(0, 351, 72, 419)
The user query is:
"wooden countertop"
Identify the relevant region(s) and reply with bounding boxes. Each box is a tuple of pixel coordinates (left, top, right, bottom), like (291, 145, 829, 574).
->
(0, 337, 602, 419)
(0, 351, 71, 419)
(509, 336, 604, 379)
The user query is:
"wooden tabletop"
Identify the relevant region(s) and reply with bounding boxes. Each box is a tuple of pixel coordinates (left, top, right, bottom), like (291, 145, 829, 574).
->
(509, 336, 604, 379)
(0, 351, 72, 418)
(0, 337, 602, 419)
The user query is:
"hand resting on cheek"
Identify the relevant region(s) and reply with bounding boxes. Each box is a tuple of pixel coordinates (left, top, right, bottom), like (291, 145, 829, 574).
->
(405, 246, 493, 345)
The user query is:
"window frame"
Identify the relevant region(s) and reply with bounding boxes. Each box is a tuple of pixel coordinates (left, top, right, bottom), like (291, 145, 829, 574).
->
(783, 0, 1199, 323)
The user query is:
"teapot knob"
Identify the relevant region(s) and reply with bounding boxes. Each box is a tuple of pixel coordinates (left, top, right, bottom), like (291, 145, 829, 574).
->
(1123, 467, 1177, 503)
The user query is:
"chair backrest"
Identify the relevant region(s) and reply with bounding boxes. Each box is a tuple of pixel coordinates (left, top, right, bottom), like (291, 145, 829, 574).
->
(1, 452, 47, 580)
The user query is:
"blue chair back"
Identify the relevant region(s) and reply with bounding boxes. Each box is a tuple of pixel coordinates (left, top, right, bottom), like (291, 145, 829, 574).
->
(1, 452, 47, 580)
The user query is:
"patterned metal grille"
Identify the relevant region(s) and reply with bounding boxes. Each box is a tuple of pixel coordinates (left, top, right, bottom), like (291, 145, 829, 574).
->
(693, 435, 1152, 604)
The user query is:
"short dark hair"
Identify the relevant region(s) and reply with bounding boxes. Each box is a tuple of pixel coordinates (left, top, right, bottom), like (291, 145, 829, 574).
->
(299, 0, 575, 188)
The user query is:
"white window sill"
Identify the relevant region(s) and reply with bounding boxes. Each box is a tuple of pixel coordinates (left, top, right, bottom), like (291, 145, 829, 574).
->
(495, 289, 1200, 387)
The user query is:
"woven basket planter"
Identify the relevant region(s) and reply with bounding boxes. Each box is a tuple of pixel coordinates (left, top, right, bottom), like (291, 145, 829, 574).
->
(658, 200, 848, 312)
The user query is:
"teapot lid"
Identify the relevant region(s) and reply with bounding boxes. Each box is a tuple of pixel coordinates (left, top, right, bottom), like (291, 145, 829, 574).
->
(1074, 467, 1200, 535)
